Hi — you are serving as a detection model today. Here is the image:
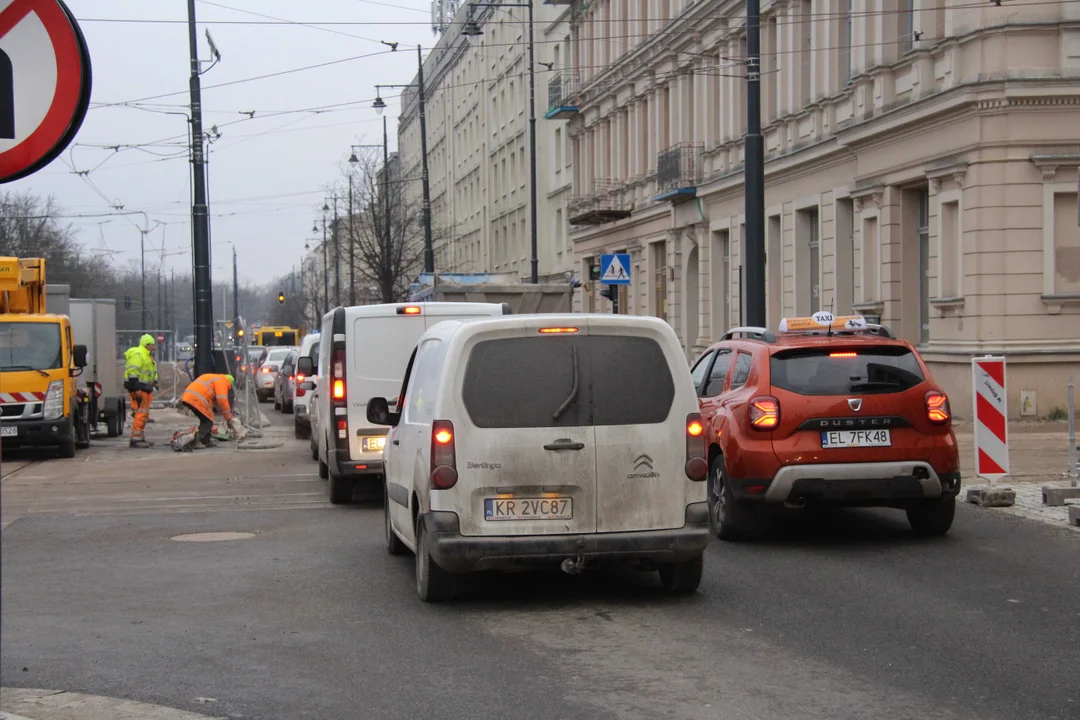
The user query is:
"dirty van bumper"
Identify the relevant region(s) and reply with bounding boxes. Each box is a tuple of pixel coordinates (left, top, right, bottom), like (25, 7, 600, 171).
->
(1, 416, 73, 448)
(328, 450, 383, 477)
(424, 503, 711, 573)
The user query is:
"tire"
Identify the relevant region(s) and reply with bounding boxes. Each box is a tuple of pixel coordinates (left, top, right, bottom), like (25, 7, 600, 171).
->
(257, 392, 268, 404)
(74, 408, 91, 450)
(907, 495, 956, 537)
(318, 457, 329, 479)
(385, 490, 406, 556)
(57, 433, 76, 459)
(294, 419, 310, 440)
(310, 437, 319, 461)
(415, 518, 453, 602)
(708, 455, 756, 542)
(284, 400, 293, 415)
(328, 473, 352, 505)
(273, 394, 281, 411)
(658, 553, 704, 594)
(106, 410, 121, 438)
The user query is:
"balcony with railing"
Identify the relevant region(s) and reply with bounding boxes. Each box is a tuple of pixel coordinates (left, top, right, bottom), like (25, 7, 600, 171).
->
(568, 178, 633, 226)
(545, 73, 580, 119)
(654, 142, 704, 202)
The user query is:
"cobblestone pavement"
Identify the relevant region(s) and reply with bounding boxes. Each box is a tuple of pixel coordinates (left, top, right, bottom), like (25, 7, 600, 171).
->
(954, 420, 1079, 532)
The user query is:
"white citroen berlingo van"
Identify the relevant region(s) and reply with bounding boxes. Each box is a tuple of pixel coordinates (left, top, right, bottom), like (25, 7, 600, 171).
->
(366, 313, 711, 602)
(312, 302, 511, 504)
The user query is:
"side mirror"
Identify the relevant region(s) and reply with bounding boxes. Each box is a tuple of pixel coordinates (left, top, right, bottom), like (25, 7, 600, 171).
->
(72, 344, 88, 368)
(296, 356, 315, 375)
(366, 396, 400, 426)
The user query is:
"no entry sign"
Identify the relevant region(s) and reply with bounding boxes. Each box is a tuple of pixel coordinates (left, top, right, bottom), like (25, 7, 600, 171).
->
(972, 355, 1009, 483)
(0, 0, 92, 183)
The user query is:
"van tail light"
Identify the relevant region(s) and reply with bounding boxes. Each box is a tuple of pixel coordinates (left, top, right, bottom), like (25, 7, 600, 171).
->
(430, 419, 458, 489)
(332, 379, 345, 399)
(926, 391, 951, 425)
(749, 396, 780, 430)
(296, 374, 305, 383)
(296, 386, 306, 398)
(685, 413, 708, 481)
(330, 345, 349, 450)
(337, 419, 348, 440)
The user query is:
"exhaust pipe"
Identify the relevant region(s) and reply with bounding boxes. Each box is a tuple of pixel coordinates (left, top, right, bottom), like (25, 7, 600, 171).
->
(784, 496, 808, 509)
(560, 556, 585, 575)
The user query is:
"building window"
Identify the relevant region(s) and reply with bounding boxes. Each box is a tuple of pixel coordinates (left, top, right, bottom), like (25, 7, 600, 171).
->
(766, 17, 778, 122)
(836, 197, 855, 312)
(917, 187, 930, 343)
(1051, 191, 1080, 294)
(843, 0, 854, 83)
(712, 229, 730, 337)
(796, 206, 820, 314)
(653, 240, 668, 319)
(939, 199, 960, 298)
(555, 128, 562, 172)
(809, 208, 820, 313)
(861, 215, 879, 303)
(901, 0, 915, 52)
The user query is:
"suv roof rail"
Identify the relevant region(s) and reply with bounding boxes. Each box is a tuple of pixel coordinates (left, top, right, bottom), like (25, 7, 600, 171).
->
(862, 323, 894, 339)
(721, 326, 776, 343)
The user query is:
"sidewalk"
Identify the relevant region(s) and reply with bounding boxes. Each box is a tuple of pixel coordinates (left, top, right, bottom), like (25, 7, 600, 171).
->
(953, 420, 1078, 531)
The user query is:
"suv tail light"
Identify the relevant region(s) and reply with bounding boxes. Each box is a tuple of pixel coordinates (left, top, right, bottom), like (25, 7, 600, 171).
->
(926, 391, 951, 425)
(430, 419, 458, 489)
(685, 413, 707, 481)
(749, 396, 780, 430)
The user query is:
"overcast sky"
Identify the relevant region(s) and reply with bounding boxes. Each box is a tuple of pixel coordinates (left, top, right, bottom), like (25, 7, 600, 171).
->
(10, 0, 436, 285)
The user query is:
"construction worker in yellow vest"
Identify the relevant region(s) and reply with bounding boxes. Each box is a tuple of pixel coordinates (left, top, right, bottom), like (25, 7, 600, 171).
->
(123, 334, 158, 448)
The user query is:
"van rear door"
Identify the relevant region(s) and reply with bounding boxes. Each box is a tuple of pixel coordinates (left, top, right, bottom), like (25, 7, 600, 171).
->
(586, 320, 689, 533)
(452, 322, 597, 537)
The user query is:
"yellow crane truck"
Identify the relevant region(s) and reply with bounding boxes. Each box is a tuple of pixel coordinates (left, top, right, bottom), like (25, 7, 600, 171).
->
(0, 257, 91, 457)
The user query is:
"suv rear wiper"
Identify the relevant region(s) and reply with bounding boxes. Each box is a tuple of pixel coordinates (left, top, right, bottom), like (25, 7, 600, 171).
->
(849, 379, 901, 391)
(552, 344, 579, 421)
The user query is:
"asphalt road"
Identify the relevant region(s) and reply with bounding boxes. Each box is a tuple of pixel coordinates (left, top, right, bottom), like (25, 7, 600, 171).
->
(1, 422, 1077, 720)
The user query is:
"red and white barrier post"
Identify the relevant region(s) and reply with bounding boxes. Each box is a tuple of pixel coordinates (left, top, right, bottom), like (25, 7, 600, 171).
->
(972, 355, 1009, 486)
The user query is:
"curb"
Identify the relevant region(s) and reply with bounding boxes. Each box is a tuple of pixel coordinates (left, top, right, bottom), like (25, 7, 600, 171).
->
(0, 689, 224, 720)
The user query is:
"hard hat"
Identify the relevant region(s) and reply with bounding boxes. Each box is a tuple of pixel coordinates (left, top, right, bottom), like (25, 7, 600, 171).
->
(225, 374, 235, 386)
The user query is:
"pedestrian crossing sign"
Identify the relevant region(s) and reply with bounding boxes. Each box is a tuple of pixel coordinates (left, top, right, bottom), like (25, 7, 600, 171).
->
(600, 253, 631, 285)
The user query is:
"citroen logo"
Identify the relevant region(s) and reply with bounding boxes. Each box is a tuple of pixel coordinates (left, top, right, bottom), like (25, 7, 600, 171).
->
(848, 398, 863, 412)
(633, 454, 653, 471)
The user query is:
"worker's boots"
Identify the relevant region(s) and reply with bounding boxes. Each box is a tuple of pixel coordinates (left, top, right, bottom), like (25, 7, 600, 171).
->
(129, 439, 153, 449)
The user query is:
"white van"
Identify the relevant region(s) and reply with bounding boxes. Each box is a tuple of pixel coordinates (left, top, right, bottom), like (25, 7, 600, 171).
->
(312, 302, 511, 504)
(291, 331, 320, 439)
(365, 314, 711, 602)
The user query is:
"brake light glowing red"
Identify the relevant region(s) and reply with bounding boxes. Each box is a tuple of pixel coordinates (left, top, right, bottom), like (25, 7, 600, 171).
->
(749, 396, 780, 430)
(297, 374, 305, 383)
(430, 419, 458, 489)
(539, 327, 579, 334)
(926, 391, 951, 424)
(261, 367, 270, 373)
(332, 379, 345, 399)
(829, 352, 857, 358)
(685, 413, 707, 481)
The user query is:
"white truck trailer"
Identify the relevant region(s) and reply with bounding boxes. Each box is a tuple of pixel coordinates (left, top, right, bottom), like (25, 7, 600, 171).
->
(69, 297, 126, 438)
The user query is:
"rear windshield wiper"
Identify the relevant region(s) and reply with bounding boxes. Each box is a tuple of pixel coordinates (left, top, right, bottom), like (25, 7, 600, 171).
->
(552, 343, 579, 421)
(1, 364, 50, 377)
(849, 378, 902, 391)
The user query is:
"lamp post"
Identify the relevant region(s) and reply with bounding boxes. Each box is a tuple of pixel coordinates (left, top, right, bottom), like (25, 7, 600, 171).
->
(462, 1, 538, 283)
(349, 142, 386, 306)
(376, 48, 433, 273)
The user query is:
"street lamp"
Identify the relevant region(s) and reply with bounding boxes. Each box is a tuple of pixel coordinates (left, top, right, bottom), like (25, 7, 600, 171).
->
(376, 47, 434, 274)
(462, 1, 539, 284)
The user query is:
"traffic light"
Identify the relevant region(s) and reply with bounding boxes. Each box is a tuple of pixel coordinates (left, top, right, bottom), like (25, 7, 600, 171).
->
(278, 291, 285, 304)
(599, 284, 616, 301)
(237, 328, 244, 338)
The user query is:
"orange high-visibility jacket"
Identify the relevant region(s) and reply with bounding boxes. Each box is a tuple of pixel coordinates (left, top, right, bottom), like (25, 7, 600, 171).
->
(181, 373, 233, 422)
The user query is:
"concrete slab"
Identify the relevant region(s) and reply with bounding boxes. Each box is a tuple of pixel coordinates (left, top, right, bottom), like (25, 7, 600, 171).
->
(1069, 505, 1080, 527)
(965, 487, 1016, 507)
(0, 689, 224, 720)
(1041, 486, 1080, 506)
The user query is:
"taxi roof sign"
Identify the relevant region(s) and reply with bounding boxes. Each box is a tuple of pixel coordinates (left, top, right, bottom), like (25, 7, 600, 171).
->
(778, 312, 868, 333)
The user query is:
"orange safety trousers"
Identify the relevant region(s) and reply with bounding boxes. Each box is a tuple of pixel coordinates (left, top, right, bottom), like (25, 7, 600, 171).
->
(129, 390, 152, 439)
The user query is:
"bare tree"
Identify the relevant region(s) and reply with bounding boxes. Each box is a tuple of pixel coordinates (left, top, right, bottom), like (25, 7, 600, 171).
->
(341, 151, 425, 303)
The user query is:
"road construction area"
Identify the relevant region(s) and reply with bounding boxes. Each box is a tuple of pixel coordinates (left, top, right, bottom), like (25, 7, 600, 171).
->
(1, 417, 1078, 720)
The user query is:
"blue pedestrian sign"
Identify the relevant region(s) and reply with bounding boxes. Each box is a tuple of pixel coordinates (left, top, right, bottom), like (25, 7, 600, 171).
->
(600, 253, 631, 285)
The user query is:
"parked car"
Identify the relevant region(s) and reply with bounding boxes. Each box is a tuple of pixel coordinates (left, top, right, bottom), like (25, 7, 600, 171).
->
(365, 313, 710, 602)
(292, 332, 321, 439)
(311, 302, 511, 505)
(175, 342, 193, 361)
(255, 346, 295, 403)
(240, 346, 267, 388)
(274, 349, 300, 413)
(691, 313, 961, 541)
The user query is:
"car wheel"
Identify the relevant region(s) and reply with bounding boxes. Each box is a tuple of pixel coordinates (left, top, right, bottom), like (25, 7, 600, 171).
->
(328, 473, 353, 505)
(284, 400, 293, 415)
(106, 408, 122, 438)
(709, 456, 755, 542)
(906, 495, 956, 537)
(311, 437, 319, 462)
(658, 553, 703, 594)
(415, 518, 453, 602)
(318, 457, 329, 480)
(294, 420, 309, 440)
(273, 394, 281, 411)
(385, 490, 406, 556)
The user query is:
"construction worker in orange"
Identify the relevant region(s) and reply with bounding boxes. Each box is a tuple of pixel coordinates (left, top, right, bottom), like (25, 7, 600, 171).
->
(174, 373, 246, 450)
(123, 334, 158, 448)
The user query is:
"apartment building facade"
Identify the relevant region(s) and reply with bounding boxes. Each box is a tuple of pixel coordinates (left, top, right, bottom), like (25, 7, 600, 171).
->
(397, 1, 575, 282)
(554, 0, 1080, 417)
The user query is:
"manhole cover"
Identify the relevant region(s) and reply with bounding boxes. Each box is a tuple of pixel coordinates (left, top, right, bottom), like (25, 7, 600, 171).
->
(170, 532, 255, 542)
